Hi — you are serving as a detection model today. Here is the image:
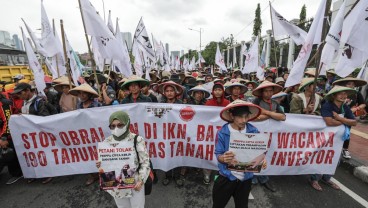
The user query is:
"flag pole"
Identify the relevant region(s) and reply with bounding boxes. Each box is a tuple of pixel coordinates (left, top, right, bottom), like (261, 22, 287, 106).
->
(307, 0, 332, 113)
(269, 1, 278, 67)
(78, 0, 101, 96)
(60, 19, 73, 90)
(52, 19, 60, 77)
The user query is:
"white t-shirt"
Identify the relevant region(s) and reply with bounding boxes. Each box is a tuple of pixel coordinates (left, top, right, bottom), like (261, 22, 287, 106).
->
(228, 124, 247, 180)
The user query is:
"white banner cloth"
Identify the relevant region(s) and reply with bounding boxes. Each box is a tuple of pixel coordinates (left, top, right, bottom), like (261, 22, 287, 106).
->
(9, 103, 344, 178)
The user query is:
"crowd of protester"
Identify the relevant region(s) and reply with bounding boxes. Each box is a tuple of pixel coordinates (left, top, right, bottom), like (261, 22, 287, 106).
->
(0, 66, 367, 207)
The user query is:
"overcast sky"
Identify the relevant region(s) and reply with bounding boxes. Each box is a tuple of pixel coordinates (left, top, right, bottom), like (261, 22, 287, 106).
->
(2, 0, 336, 54)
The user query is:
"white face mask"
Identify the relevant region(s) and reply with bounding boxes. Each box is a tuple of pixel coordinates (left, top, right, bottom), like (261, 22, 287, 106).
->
(111, 125, 128, 137)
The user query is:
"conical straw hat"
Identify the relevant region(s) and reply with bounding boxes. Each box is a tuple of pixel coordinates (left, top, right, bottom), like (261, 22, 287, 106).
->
(220, 100, 261, 122)
(69, 83, 98, 98)
(252, 81, 283, 97)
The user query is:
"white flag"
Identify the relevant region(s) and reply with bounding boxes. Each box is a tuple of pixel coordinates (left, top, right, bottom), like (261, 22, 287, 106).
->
(133, 17, 155, 61)
(113, 20, 133, 77)
(22, 19, 47, 56)
(320, 1, 346, 75)
(132, 43, 144, 77)
(40, 1, 63, 57)
(170, 55, 175, 69)
(189, 56, 196, 71)
(152, 35, 163, 64)
(270, 4, 307, 45)
(175, 56, 180, 70)
(242, 36, 259, 74)
(91, 37, 104, 71)
(64, 32, 81, 86)
(107, 10, 114, 34)
(285, 0, 326, 88)
(257, 40, 266, 80)
(196, 52, 206, 67)
(183, 57, 189, 72)
(21, 27, 46, 96)
(161, 42, 171, 72)
(45, 58, 58, 79)
(80, 0, 114, 38)
(335, 0, 368, 77)
(215, 43, 227, 72)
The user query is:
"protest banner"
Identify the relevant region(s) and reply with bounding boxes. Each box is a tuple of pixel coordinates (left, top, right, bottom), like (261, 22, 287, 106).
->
(9, 103, 345, 178)
(98, 141, 136, 190)
(228, 133, 268, 173)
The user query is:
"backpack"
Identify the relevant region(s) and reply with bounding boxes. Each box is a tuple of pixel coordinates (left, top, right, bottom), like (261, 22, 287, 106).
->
(133, 134, 154, 195)
(33, 97, 58, 115)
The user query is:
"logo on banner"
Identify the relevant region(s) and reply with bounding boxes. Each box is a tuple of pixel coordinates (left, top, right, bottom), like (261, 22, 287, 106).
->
(146, 106, 172, 118)
(179, 106, 195, 122)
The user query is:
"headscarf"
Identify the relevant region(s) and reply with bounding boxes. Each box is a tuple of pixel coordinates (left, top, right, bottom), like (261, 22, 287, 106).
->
(109, 111, 130, 141)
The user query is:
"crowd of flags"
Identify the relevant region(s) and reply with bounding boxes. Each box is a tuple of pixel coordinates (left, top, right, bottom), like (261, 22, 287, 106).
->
(19, 0, 368, 94)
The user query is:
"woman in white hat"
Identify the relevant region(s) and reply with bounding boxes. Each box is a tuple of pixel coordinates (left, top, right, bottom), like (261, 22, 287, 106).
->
(213, 100, 263, 207)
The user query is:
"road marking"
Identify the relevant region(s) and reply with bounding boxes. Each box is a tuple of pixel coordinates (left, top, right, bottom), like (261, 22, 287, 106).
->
(249, 192, 254, 200)
(351, 129, 368, 140)
(331, 178, 368, 207)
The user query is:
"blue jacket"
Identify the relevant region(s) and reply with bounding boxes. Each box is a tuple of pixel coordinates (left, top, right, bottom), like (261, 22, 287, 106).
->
(215, 123, 259, 181)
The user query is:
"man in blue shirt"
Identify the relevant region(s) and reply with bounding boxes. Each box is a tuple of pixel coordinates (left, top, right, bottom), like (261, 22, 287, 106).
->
(310, 86, 357, 191)
(213, 100, 263, 208)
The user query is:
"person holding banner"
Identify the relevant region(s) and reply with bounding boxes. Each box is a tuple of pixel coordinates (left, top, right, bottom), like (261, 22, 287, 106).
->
(159, 80, 186, 186)
(309, 86, 358, 191)
(96, 110, 150, 208)
(187, 85, 212, 184)
(0, 93, 23, 185)
(213, 100, 262, 208)
(251, 81, 285, 192)
(69, 83, 102, 185)
(10, 82, 53, 184)
(332, 77, 367, 159)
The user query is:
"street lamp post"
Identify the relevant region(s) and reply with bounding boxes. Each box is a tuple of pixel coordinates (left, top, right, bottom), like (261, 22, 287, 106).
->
(188, 28, 203, 52)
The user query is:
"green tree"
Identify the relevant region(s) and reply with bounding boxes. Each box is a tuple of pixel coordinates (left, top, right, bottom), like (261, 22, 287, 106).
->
(253, 3, 262, 37)
(201, 41, 227, 66)
(221, 34, 236, 48)
(299, 4, 307, 31)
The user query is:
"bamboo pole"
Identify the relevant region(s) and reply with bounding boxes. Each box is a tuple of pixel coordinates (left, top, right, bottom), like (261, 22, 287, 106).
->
(78, 0, 101, 96)
(52, 19, 60, 78)
(307, 0, 332, 114)
(60, 20, 73, 90)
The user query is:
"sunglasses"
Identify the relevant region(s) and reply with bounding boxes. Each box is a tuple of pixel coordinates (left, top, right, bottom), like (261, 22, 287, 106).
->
(109, 123, 125, 130)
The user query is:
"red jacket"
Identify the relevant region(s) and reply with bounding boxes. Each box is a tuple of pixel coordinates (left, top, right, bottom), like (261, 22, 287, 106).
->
(205, 83, 230, 107)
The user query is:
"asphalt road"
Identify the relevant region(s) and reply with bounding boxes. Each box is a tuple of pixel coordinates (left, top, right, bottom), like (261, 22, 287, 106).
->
(1, 165, 368, 208)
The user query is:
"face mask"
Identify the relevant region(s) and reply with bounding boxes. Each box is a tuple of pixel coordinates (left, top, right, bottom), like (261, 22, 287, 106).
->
(111, 125, 128, 137)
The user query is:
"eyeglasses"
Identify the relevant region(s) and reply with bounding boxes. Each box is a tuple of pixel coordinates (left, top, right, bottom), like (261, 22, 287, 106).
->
(109, 123, 125, 130)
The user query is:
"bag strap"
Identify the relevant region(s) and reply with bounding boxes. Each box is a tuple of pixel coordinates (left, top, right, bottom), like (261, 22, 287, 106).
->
(133, 134, 140, 173)
(33, 97, 42, 113)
